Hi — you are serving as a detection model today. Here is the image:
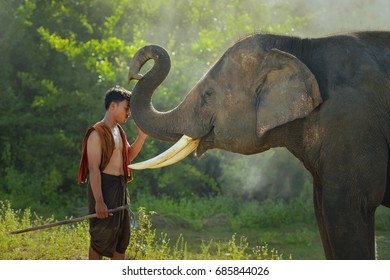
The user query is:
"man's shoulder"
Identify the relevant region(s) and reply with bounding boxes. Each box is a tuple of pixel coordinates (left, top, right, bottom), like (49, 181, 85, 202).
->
(92, 121, 107, 129)
(91, 121, 111, 136)
(86, 130, 100, 146)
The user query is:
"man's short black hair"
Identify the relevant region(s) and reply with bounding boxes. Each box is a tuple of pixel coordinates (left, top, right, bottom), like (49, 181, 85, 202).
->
(104, 85, 131, 110)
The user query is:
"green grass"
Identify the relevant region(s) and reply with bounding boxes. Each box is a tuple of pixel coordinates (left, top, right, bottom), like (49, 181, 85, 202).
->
(0, 201, 282, 260)
(1, 195, 389, 260)
(0, 201, 89, 259)
(150, 214, 390, 260)
(133, 193, 316, 231)
(134, 193, 390, 260)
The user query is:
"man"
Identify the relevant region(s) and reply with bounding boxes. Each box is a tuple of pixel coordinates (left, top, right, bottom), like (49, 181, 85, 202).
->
(78, 86, 147, 260)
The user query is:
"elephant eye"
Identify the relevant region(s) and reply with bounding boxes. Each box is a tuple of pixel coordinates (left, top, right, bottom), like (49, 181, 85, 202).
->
(201, 90, 213, 106)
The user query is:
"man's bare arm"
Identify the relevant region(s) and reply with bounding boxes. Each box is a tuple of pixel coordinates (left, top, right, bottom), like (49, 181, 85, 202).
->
(87, 131, 109, 219)
(128, 125, 148, 162)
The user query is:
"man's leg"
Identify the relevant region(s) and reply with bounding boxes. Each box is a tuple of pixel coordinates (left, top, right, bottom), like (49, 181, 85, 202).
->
(89, 246, 103, 260)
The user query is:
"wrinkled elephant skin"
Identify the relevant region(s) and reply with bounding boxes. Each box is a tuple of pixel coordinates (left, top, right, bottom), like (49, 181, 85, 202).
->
(128, 32, 390, 259)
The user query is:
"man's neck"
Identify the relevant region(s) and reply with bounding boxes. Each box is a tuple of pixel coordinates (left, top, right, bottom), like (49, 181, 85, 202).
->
(101, 114, 118, 129)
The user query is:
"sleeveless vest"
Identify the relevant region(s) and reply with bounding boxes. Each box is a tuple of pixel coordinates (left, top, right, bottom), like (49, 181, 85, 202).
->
(78, 121, 132, 184)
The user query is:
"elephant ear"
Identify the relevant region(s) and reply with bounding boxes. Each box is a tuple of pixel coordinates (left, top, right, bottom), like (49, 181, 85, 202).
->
(256, 48, 322, 137)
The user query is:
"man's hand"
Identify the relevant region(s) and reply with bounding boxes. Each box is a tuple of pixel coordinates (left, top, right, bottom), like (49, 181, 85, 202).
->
(95, 201, 111, 219)
(135, 123, 148, 139)
(128, 124, 148, 162)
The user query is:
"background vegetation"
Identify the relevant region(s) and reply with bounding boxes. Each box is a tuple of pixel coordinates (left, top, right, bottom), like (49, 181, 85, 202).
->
(0, 0, 310, 216)
(1, 0, 390, 259)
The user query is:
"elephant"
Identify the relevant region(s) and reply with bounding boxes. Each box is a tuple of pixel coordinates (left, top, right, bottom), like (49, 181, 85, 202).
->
(127, 31, 390, 260)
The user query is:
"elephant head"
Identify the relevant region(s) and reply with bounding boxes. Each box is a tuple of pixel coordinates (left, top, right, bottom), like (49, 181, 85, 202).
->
(128, 35, 322, 169)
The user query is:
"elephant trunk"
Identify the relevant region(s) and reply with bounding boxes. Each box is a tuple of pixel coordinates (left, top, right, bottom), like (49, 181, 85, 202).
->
(128, 45, 202, 170)
(128, 45, 182, 141)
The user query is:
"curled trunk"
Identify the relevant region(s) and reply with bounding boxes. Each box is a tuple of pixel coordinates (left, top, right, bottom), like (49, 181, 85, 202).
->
(128, 45, 182, 141)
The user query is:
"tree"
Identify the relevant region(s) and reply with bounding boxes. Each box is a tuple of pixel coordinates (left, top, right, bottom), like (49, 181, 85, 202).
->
(0, 0, 309, 216)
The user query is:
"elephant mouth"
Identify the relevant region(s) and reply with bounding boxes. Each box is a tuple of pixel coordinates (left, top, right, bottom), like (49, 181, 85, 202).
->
(195, 128, 215, 157)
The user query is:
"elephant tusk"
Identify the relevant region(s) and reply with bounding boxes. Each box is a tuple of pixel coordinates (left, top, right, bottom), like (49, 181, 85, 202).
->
(129, 135, 200, 170)
(151, 138, 199, 168)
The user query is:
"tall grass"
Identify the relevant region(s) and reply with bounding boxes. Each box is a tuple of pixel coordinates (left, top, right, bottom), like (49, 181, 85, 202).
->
(0, 201, 89, 259)
(0, 200, 283, 260)
(2, 194, 389, 259)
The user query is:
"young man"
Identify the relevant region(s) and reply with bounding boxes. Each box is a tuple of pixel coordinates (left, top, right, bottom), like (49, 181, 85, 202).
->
(78, 86, 147, 260)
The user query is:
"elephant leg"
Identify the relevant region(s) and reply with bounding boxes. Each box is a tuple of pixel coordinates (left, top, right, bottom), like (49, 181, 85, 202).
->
(319, 152, 388, 259)
(312, 184, 333, 259)
(321, 192, 377, 259)
(314, 181, 375, 259)
(314, 181, 376, 259)
(312, 125, 390, 259)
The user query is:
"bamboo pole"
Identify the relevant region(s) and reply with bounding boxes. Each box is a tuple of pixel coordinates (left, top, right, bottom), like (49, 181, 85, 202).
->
(10, 205, 129, 235)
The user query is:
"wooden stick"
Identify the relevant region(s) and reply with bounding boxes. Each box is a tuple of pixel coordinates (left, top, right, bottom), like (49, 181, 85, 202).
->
(10, 205, 129, 235)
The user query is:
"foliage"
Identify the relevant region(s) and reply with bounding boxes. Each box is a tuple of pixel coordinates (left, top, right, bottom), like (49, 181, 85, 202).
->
(133, 191, 316, 231)
(0, 0, 310, 216)
(2, 196, 390, 259)
(376, 206, 390, 231)
(0, 200, 89, 259)
(0, 200, 284, 260)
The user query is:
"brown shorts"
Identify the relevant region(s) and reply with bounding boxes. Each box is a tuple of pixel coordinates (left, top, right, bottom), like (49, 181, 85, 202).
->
(87, 173, 130, 258)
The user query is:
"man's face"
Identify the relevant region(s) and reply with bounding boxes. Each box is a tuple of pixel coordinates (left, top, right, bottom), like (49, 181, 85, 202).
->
(112, 100, 130, 123)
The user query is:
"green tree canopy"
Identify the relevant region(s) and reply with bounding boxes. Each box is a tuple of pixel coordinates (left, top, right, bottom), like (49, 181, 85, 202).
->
(0, 0, 309, 216)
